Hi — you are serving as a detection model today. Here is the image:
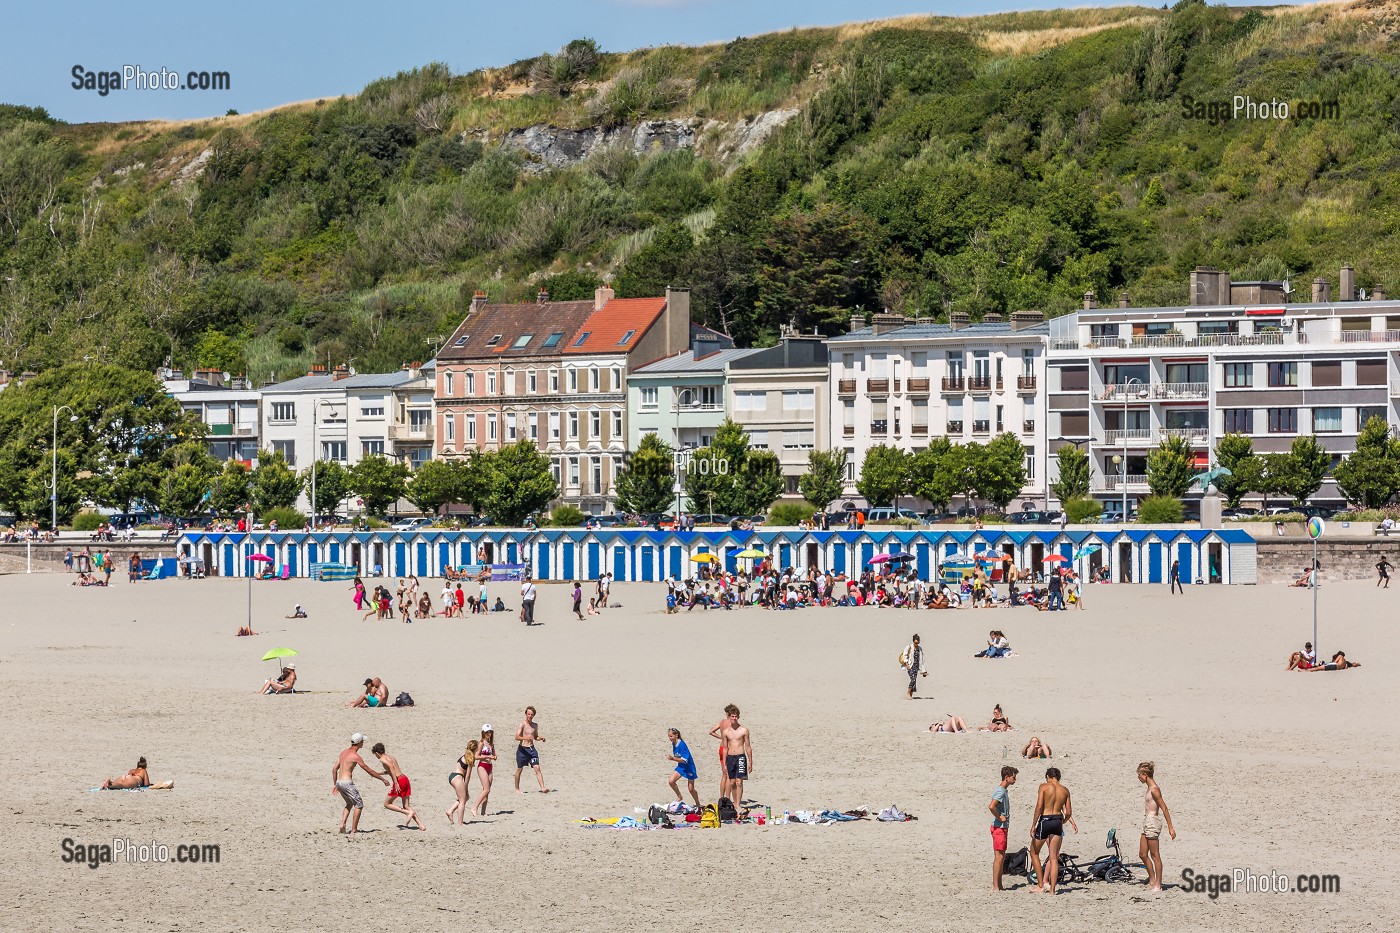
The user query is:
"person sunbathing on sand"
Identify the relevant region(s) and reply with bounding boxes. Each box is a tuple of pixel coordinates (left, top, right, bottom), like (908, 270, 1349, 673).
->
(1022, 736, 1053, 759)
(1287, 642, 1317, 670)
(101, 757, 151, 789)
(1289, 567, 1313, 588)
(929, 715, 969, 733)
(1309, 650, 1360, 671)
(259, 665, 296, 694)
(236, 624, 256, 636)
(979, 704, 1013, 732)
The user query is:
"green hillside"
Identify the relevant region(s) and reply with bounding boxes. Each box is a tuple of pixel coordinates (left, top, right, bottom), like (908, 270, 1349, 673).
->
(2, 0, 1398, 380)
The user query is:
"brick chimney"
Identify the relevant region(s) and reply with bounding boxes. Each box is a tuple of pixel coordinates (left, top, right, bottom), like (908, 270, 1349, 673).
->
(308, 363, 328, 377)
(1312, 277, 1331, 303)
(594, 284, 615, 311)
(1340, 264, 1355, 302)
(1118, 292, 1130, 308)
(332, 364, 350, 381)
(870, 313, 907, 336)
(1010, 310, 1044, 332)
(949, 311, 971, 331)
(1083, 290, 1097, 310)
(849, 308, 866, 330)
(1373, 286, 1387, 301)
(536, 288, 550, 304)
(470, 290, 488, 314)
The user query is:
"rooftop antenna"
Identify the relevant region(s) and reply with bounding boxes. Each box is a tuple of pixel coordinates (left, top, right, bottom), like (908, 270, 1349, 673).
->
(1360, 288, 1369, 301)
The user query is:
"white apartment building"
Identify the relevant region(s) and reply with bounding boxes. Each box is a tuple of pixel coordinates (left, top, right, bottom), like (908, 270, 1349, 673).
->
(725, 333, 831, 501)
(826, 312, 1049, 506)
(162, 368, 261, 465)
(1046, 266, 1400, 506)
(261, 365, 418, 512)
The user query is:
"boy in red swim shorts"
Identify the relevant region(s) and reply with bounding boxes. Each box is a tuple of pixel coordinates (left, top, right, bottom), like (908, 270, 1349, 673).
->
(372, 743, 426, 831)
(989, 765, 1017, 890)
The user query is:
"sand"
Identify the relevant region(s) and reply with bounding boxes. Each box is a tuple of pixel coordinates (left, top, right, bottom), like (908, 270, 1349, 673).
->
(3, 573, 1393, 931)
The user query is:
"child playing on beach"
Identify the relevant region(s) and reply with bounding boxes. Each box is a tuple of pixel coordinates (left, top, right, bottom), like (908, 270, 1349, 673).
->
(667, 728, 700, 807)
(1136, 761, 1176, 892)
(372, 742, 426, 831)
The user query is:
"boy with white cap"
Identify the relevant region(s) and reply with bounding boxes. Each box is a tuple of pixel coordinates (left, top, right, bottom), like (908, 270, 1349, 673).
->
(332, 733, 389, 834)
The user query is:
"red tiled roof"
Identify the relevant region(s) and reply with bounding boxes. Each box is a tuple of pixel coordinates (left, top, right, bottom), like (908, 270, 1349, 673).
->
(438, 301, 595, 361)
(563, 297, 667, 355)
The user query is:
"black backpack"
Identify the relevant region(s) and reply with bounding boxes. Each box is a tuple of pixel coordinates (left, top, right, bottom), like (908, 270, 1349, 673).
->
(717, 796, 739, 822)
(393, 692, 415, 707)
(1002, 847, 1031, 876)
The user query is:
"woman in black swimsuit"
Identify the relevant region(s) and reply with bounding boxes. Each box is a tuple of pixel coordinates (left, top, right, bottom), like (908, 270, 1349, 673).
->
(444, 740, 477, 827)
(981, 704, 1012, 733)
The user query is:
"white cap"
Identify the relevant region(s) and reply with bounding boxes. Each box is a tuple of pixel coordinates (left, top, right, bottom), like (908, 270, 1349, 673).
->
(482, 723, 493, 732)
(350, 733, 366, 745)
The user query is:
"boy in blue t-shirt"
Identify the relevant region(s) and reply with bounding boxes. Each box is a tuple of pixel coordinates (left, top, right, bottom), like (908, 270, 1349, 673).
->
(666, 728, 700, 807)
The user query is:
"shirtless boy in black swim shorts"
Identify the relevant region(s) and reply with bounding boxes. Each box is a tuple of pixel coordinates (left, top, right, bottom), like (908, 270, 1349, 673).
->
(1030, 767, 1078, 894)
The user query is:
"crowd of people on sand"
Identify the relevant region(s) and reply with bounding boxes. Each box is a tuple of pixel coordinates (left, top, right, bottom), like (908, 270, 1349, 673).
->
(348, 575, 513, 622)
(664, 559, 1086, 613)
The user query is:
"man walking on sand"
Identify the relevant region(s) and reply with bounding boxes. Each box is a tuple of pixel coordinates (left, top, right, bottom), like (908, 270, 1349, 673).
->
(513, 706, 549, 794)
(1030, 767, 1078, 894)
(332, 733, 389, 835)
(1170, 560, 1183, 594)
(714, 703, 753, 805)
(989, 766, 1018, 891)
(1377, 555, 1392, 588)
(372, 742, 427, 831)
(521, 577, 537, 625)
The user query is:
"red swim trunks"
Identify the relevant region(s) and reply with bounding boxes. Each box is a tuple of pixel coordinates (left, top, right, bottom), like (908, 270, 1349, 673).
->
(389, 774, 412, 799)
(990, 826, 1007, 852)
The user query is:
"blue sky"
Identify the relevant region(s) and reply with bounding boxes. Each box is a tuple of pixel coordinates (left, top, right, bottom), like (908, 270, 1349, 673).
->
(9, 0, 1155, 123)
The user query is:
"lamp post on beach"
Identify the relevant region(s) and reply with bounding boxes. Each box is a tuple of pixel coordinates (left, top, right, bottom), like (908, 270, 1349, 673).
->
(50, 405, 78, 532)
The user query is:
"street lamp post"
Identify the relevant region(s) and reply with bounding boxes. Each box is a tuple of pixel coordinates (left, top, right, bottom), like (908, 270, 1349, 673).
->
(672, 388, 696, 525)
(309, 398, 338, 529)
(51, 405, 77, 532)
(1121, 377, 1142, 520)
(1112, 455, 1123, 525)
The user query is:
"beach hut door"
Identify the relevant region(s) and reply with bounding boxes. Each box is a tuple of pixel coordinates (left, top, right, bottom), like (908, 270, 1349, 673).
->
(806, 542, 819, 569)
(351, 542, 362, 571)
(1208, 542, 1223, 583)
(1118, 542, 1133, 583)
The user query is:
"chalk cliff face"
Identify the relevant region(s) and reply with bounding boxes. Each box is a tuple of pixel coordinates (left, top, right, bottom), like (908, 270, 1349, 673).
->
(491, 109, 801, 172)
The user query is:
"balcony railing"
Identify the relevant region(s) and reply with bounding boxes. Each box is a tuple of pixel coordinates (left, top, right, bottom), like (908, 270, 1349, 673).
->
(1340, 329, 1400, 343)
(388, 423, 434, 441)
(837, 378, 856, 395)
(842, 425, 855, 436)
(1104, 429, 1153, 445)
(1098, 382, 1209, 401)
(1151, 381, 1209, 400)
(1099, 473, 1149, 490)
(1023, 420, 1036, 435)
(942, 376, 965, 393)
(1017, 375, 1037, 391)
(911, 424, 929, 435)
(866, 378, 890, 395)
(1059, 332, 1293, 351)
(1159, 426, 1209, 441)
(972, 420, 990, 434)
(969, 376, 993, 393)
(947, 420, 964, 434)
(906, 377, 931, 394)
(870, 420, 888, 434)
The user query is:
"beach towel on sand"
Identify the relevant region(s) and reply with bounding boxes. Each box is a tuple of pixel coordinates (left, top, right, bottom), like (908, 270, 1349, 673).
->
(88, 781, 175, 792)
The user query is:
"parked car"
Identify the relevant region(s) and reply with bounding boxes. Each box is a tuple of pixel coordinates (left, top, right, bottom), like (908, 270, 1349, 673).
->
(1298, 505, 1336, 519)
(690, 513, 732, 526)
(580, 514, 623, 528)
(390, 516, 432, 532)
(865, 507, 921, 522)
(1007, 510, 1050, 525)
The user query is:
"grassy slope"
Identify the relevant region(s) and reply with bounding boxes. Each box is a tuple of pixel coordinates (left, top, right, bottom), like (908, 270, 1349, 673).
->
(4, 1, 1399, 381)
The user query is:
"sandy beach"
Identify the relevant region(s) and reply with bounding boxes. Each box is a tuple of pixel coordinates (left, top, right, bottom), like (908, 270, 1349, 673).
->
(3, 572, 1393, 931)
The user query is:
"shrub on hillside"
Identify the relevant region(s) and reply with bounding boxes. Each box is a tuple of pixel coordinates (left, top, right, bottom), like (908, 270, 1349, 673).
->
(1136, 496, 1184, 524)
